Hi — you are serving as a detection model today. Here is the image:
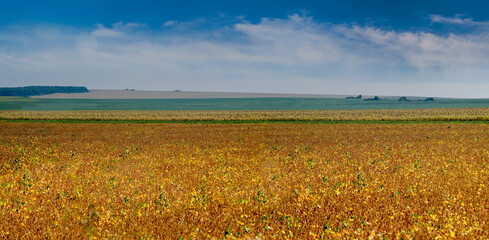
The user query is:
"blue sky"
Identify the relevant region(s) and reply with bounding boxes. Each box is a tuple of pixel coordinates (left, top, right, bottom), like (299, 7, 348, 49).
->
(1, 0, 489, 97)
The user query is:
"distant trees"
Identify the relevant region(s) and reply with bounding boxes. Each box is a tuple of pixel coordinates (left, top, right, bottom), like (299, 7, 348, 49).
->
(0, 86, 89, 97)
(346, 95, 380, 101)
(344, 95, 434, 102)
(364, 96, 380, 101)
(345, 95, 362, 99)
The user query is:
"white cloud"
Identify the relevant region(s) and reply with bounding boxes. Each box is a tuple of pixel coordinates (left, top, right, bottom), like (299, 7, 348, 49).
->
(430, 14, 489, 26)
(91, 24, 123, 37)
(1, 14, 489, 97)
(125, 22, 142, 28)
(163, 21, 178, 27)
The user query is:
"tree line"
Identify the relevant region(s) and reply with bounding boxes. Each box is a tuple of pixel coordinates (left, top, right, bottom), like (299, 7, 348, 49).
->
(0, 86, 89, 97)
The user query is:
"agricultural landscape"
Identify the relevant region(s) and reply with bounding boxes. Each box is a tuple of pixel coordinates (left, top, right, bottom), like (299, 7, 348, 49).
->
(5, 0, 489, 239)
(1, 101, 489, 238)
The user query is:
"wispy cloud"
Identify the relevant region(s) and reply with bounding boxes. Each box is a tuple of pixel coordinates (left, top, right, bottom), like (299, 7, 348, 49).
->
(91, 22, 145, 37)
(91, 24, 123, 37)
(430, 14, 489, 26)
(1, 14, 489, 97)
(163, 21, 178, 27)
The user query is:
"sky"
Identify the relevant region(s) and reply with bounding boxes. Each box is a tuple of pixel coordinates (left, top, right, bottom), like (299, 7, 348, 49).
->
(1, 0, 489, 98)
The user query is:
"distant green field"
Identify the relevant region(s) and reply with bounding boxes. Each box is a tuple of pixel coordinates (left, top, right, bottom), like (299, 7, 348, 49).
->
(2, 97, 489, 110)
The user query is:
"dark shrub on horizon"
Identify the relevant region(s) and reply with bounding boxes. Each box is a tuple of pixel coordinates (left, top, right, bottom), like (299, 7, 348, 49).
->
(364, 96, 380, 101)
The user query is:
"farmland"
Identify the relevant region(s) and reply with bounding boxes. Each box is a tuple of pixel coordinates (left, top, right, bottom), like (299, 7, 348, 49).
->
(3, 96, 489, 111)
(1, 122, 488, 239)
(3, 108, 489, 123)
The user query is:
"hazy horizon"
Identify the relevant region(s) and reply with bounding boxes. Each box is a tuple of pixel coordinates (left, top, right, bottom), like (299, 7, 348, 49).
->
(2, 0, 489, 98)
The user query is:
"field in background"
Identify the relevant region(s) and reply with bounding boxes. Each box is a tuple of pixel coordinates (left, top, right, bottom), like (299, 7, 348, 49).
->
(30, 89, 350, 99)
(1, 122, 488, 238)
(2, 108, 489, 122)
(3, 97, 489, 111)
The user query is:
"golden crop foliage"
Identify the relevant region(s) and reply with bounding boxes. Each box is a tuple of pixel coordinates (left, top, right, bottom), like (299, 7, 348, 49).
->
(2, 108, 489, 121)
(0, 122, 488, 239)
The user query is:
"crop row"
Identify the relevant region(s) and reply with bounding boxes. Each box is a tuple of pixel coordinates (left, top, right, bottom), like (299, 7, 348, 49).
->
(2, 108, 489, 122)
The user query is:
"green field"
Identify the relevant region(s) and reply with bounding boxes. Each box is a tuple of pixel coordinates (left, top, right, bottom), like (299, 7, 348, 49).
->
(2, 97, 489, 110)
